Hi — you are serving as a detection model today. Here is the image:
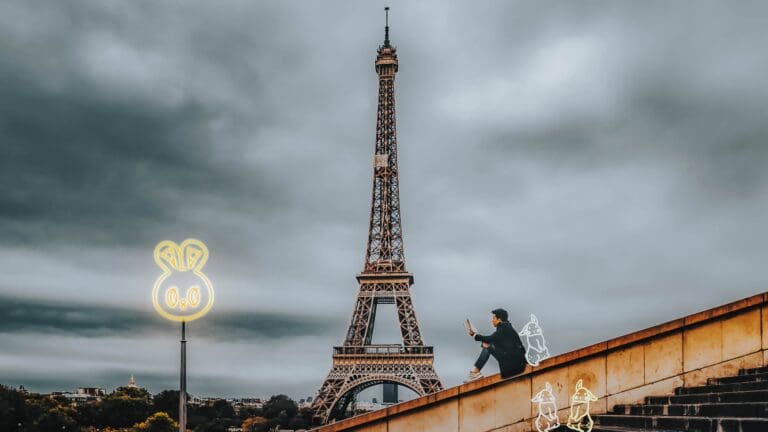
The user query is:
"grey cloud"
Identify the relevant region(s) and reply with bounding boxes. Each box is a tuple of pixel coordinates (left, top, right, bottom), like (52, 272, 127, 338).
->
(0, 294, 337, 340)
(0, 69, 289, 248)
(1, 0, 768, 398)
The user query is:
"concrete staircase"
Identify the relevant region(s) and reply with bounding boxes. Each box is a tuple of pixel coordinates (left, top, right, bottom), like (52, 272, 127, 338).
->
(592, 365, 768, 432)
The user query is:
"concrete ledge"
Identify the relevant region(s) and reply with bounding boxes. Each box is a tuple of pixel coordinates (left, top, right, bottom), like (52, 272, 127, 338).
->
(312, 291, 767, 432)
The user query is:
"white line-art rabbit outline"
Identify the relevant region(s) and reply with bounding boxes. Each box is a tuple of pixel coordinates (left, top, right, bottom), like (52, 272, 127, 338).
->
(566, 379, 598, 432)
(519, 313, 551, 366)
(531, 381, 560, 432)
(152, 238, 214, 322)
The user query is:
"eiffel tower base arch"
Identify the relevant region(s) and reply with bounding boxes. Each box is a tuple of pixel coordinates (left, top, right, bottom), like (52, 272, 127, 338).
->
(313, 352, 442, 424)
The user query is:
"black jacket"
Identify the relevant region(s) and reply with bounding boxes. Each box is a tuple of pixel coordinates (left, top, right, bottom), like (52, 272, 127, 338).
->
(474, 321, 526, 378)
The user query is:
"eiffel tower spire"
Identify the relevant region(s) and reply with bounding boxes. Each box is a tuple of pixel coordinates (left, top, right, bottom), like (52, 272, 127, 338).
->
(383, 6, 391, 47)
(312, 9, 442, 425)
(364, 6, 404, 274)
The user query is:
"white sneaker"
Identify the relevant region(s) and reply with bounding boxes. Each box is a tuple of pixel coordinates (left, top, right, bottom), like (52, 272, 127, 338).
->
(464, 370, 483, 382)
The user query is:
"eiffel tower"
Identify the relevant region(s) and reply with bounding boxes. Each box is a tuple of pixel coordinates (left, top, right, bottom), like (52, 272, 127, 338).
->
(311, 8, 443, 425)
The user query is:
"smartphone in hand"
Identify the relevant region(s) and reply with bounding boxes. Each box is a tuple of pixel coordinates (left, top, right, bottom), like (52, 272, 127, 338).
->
(465, 318, 475, 334)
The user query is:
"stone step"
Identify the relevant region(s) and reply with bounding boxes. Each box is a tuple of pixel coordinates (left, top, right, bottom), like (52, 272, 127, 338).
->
(592, 427, 684, 432)
(675, 380, 768, 395)
(710, 372, 768, 385)
(551, 427, 678, 432)
(613, 402, 768, 418)
(646, 389, 768, 406)
(740, 366, 768, 376)
(594, 414, 768, 432)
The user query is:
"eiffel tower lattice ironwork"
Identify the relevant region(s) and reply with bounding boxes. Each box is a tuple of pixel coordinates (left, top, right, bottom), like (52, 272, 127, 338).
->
(311, 9, 443, 425)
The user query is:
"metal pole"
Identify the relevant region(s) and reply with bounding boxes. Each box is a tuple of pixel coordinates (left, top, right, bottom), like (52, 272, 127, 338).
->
(179, 320, 187, 432)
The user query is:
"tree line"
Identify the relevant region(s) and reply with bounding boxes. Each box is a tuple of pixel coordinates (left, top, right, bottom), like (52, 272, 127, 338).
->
(0, 384, 312, 432)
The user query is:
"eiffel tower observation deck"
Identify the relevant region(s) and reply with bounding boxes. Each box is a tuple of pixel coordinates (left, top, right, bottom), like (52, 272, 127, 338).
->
(311, 8, 443, 425)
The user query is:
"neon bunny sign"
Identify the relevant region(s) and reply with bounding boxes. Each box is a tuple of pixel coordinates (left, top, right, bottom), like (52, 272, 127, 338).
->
(152, 238, 214, 322)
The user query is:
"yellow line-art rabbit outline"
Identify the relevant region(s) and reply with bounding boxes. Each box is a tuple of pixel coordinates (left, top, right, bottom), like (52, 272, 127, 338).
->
(566, 379, 597, 432)
(152, 238, 214, 322)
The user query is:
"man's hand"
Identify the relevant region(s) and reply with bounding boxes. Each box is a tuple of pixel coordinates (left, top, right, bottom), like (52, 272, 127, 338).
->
(468, 329, 475, 337)
(481, 342, 490, 348)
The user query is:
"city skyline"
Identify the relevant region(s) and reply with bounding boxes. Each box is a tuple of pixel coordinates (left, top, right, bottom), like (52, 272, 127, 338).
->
(1, 1, 768, 401)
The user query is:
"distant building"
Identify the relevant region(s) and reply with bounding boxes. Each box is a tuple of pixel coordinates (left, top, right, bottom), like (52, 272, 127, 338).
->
(78, 387, 106, 397)
(228, 397, 264, 412)
(351, 400, 386, 413)
(49, 387, 105, 406)
(188, 396, 264, 414)
(128, 374, 138, 388)
(382, 384, 398, 404)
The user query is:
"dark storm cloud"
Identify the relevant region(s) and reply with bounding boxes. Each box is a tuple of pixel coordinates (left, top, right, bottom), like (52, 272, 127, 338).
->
(0, 64, 287, 248)
(0, 294, 335, 340)
(0, 0, 294, 250)
(0, 294, 151, 336)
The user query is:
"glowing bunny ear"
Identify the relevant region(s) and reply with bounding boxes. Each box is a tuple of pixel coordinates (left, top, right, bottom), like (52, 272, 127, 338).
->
(180, 238, 209, 271)
(531, 314, 538, 324)
(154, 241, 181, 271)
(545, 382, 552, 392)
(575, 379, 583, 390)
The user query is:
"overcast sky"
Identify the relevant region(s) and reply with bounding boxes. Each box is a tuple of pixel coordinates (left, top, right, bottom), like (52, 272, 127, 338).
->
(1, 1, 767, 400)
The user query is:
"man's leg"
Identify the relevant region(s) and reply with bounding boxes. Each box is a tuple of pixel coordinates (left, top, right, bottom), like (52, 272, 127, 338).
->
(473, 346, 492, 372)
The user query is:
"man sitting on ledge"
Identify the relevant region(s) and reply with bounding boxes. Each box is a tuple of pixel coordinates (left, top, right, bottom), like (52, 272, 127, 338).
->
(467, 308, 527, 381)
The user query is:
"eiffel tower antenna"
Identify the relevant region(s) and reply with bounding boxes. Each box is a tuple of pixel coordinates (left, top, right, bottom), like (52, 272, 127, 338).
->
(311, 9, 443, 425)
(384, 7, 390, 47)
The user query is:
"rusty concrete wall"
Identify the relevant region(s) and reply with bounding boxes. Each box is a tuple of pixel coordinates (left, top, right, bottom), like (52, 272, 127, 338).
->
(313, 293, 767, 432)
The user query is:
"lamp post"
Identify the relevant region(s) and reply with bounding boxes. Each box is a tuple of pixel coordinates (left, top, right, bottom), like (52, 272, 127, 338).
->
(152, 239, 215, 432)
(180, 320, 187, 430)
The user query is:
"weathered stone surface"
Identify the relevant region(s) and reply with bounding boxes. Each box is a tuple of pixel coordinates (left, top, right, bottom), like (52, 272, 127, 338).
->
(722, 307, 762, 360)
(506, 423, 529, 432)
(607, 344, 644, 394)
(349, 421, 387, 432)
(489, 424, 529, 432)
(388, 400, 458, 432)
(683, 320, 722, 372)
(762, 305, 768, 350)
(460, 389, 496, 432)
(568, 355, 607, 400)
(606, 376, 683, 409)
(493, 377, 531, 428)
(530, 365, 569, 418)
(590, 397, 607, 416)
(644, 332, 683, 383)
(682, 351, 763, 387)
